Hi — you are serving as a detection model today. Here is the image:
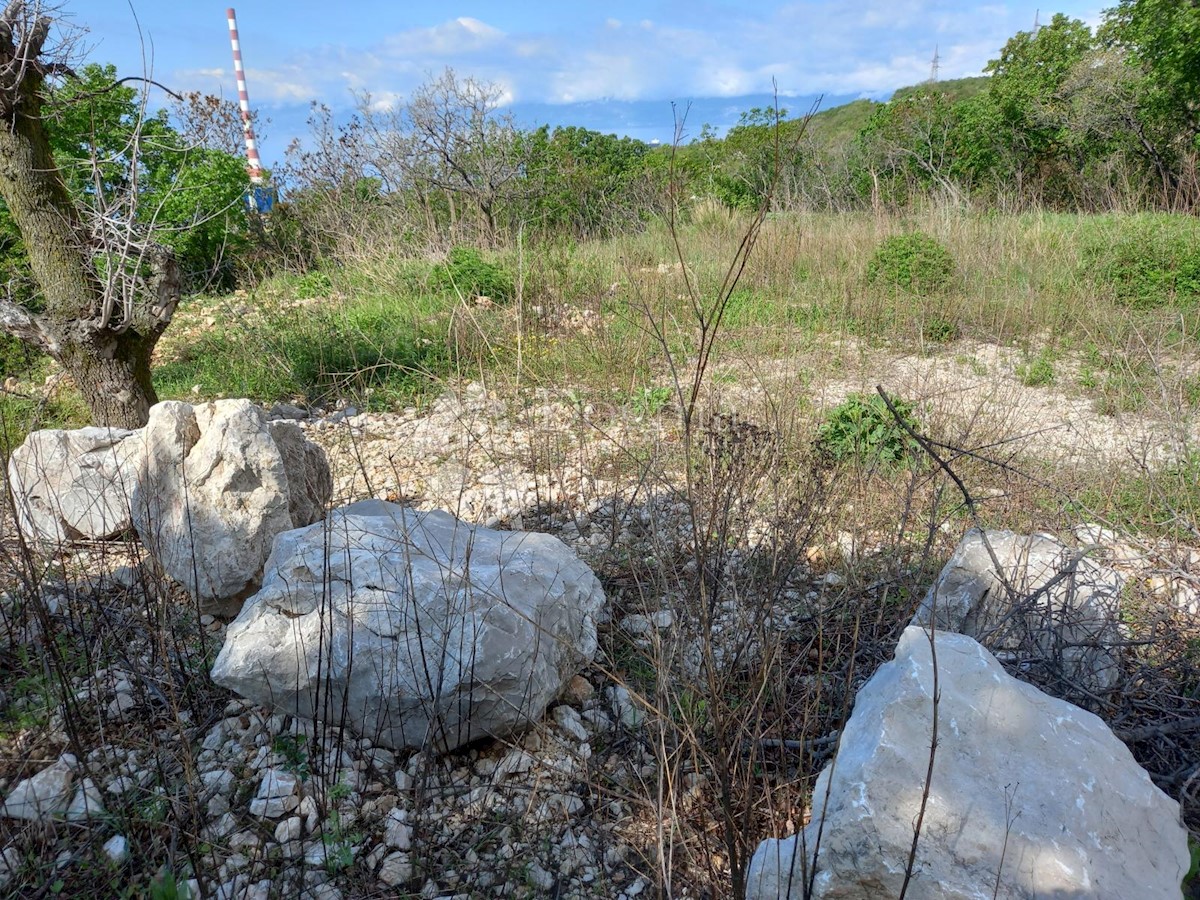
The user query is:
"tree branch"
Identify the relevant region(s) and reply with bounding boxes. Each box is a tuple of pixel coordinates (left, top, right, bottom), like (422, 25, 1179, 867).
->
(0, 297, 57, 353)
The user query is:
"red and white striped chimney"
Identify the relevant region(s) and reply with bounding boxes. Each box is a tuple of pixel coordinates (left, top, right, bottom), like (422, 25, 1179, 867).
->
(226, 7, 263, 184)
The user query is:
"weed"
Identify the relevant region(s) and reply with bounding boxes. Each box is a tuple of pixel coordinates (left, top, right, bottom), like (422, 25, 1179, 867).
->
(148, 869, 192, 900)
(1082, 214, 1200, 309)
(1016, 350, 1055, 387)
(272, 733, 311, 782)
(866, 232, 955, 295)
(295, 271, 334, 300)
(923, 316, 958, 344)
(816, 392, 920, 465)
(629, 386, 673, 417)
(321, 808, 361, 874)
(431, 246, 513, 301)
(955, 354, 988, 376)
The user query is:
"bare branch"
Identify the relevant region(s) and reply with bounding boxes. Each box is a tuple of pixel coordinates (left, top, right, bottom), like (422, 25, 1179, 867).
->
(0, 297, 57, 352)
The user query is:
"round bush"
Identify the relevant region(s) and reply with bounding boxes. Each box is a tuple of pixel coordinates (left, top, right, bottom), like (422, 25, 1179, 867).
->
(866, 232, 955, 295)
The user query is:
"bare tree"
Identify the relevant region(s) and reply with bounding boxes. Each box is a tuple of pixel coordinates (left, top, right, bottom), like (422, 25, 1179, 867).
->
(0, 0, 179, 428)
(395, 68, 527, 244)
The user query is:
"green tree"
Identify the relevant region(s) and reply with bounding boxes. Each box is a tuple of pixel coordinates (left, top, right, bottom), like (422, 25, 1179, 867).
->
(1101, 0, 1200, 205)
(0, 1, 181, 427)
(521, 125, 657, 236)
(983, 13, 1095, 200)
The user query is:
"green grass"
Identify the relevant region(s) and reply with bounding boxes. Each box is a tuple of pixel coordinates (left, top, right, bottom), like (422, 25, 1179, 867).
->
(155, 266, 464, 410)
(1079, 453, 1200, 540)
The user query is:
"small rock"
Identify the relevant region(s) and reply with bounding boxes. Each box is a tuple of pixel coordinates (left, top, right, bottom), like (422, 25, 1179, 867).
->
(257, 768, 299, 800)
(606, 685, 644, 729)
(102, 835, 129, 865)
(106, 692, 136, 720)
(378, 851, 413, 887)
(275, 816, 302, 844)
(65, 778, 105, 821)
(0, 846, 20, 890)
(562, 675, 595, 704)
(526, 861, 555, 892)
(650, 609, 675, 629)
(552, 705, 590, 743)
(248, 795, 299, 818)
(384, 808, 412, 850)
(619, 614, 653, 636)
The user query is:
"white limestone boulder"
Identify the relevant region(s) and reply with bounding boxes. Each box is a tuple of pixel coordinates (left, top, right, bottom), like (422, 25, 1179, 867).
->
(7, 427, 141, 545)
(132, 399, 331, 615)
(746, 626, 1189, 900)
(1, 753, 76, 821)
(211, 500, 606, 752)
(912, 528, 1124, 694)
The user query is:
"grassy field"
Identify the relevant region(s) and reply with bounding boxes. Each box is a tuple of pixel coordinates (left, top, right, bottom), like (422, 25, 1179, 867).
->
(1, 206, 1198, 896)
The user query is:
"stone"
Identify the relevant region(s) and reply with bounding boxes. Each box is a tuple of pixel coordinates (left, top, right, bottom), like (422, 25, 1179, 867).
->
(745, 626, 1190, 900)
(1, 754, 75, 821)
(552, 705, 589, 742)
(132, 399, 331, 615)
(378, 851, 413, 887)
(7, 427, 142, 545)
(275, 816, 302, 844)
(211, 500, 606, 752)
(383, 809, 412, 850)
(257, 768, 299, 800)
(64, 777, 106, 821)
(912, 528, 1124, 694)
(0, 846, 20, 891)
(102, 835, 129, 865)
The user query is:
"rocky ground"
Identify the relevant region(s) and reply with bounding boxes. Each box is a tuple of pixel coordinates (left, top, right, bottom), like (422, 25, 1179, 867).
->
(1, 343, 1198, 898)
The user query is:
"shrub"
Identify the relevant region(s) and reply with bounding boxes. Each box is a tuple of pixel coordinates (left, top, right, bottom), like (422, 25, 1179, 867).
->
(923, 315, 958, 343)
(629, 385, 672, 417)
(431, 246, 513, 302)
(866, 232, 955, 295)
(295, 271, 333, 299)
(1083, 215, 1200, 309)
(816, 392, 920, 465)
(1016, 350, 1055, 387)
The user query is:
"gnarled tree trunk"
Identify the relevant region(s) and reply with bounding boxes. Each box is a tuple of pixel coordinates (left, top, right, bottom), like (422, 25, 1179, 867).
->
(0, 0, 177, 428)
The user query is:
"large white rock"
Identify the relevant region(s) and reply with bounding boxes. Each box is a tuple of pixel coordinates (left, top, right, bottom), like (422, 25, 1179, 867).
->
(7, 427, 142, 545)
(132, 400, 331, 615)
(211, 500, 606, 752)
(912, 528, 1124, 694)
(746, 626, 1189, 900)
(1, 754, 75, 821)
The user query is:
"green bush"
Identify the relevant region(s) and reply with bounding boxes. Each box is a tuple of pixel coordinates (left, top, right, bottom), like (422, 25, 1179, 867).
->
(629, 386, 672, 417)
(1083, 215, 1200, 309)
(295, 271, 334, 299)
(922, 315, 958, 343)
(431, 246, 513, 302)
(866, 232, 955, 295)
(816, 392, 920, 465)
(1016, 350, 1055, 387)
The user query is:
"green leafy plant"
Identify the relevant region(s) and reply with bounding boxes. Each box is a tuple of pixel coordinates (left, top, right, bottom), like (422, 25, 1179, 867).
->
(816, 392, 920, 465)
(866, 232, 955, 295)
(321, 807, 360, 874)
(922, 315, 958, 343)
(295, 271, 333, 299)
(272, 734, 311, 782)
(431, 246, 513, 301)
(148, 869, 192, 900)
(1016, 350, 1055, 387)
(630, 386, 673, 417)
(1083, 216, 1200, 309)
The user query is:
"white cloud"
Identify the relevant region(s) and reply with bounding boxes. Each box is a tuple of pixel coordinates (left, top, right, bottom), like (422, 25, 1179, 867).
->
(167, 3, 1099, 116)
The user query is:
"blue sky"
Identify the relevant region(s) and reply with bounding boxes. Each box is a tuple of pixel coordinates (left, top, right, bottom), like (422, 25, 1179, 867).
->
(62, 1, 1103, 166)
